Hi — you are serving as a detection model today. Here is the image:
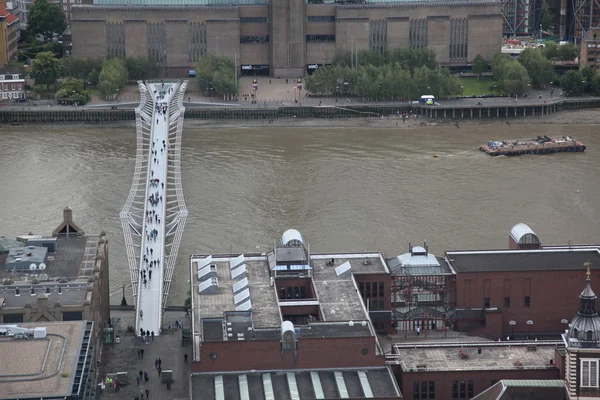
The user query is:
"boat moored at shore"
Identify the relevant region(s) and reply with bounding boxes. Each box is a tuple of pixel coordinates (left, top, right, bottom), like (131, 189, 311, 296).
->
(479, 135, 586, 157)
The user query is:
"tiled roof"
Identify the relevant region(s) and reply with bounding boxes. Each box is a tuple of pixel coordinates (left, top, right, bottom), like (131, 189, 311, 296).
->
(1, 0, 19, 25)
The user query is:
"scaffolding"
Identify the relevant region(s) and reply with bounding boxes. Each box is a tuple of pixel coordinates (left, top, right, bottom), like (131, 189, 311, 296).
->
(571, 0, 600, 40)
(502, 0, 542, 36)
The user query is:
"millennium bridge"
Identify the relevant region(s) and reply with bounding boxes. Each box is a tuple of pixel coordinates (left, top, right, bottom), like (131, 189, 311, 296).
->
(120, 80, 188, 336)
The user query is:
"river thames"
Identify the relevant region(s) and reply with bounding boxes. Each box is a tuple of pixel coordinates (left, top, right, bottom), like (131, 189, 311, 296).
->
(0, 124, 598, 305)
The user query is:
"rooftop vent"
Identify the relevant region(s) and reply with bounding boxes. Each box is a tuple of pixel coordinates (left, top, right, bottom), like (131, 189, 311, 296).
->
(199, 277, 219, 295)
(197, 255, 213, 270)
(198, 264, 217, 281)
(335, 261, 352, 277)
(231, 264, 247, 280)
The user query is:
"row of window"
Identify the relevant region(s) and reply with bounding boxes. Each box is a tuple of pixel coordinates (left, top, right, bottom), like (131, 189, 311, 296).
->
(240, 17, 268, 23)
(2, 311, 83, 323)
(358, 282, 385, 298)
(483, 296, 530, 308)
(306, 34, 335, 42)
(240, 35, 269, 43)
(452, 380, 474, 399)
(307, 15, 335, 22)
(279, 286, 308, 300)
(413, 381, 435, 399)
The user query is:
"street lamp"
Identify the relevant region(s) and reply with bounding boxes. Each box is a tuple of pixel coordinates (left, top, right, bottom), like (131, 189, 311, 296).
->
(121, 284, 127, 306)
(526, 320, 534, 339)
(582, 80, 586, 96)
(509, 320, 516, 339)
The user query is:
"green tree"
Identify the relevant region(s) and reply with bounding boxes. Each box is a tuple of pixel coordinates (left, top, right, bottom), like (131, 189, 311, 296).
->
(125, 56, 159, 81)
(28, 0, 67, 42)
(491, 52, 513, 82)
(558, 43, 579, 61)
(517, 48, 555, 87)
(60, 57, 103, 79)
(543, 41, 560, 60)
(195, 54, 238, 96)
(55, 78, 90, 104)
(540, 1, 555, 31)
(472, 54, 489, 77)
(581, 65, 595, 92)
(591, 73, 600, 94)
(98, 58, 128, 99)
(561, 70, 585, 95)
(503, 62, 530, 95)
(32, 51, 61, 89)
(87, 69, 100, 86)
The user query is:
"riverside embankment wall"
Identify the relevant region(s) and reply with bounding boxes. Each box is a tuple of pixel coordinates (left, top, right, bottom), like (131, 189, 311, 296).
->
(1, 98, 599, 123)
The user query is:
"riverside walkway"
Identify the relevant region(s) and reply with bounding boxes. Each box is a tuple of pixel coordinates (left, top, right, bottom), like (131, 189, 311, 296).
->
(120, 80, 188, 336)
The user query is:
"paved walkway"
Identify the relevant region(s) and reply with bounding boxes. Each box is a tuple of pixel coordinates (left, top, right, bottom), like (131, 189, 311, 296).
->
(137, 82, 176, 337)
(98, 310, 190, 400)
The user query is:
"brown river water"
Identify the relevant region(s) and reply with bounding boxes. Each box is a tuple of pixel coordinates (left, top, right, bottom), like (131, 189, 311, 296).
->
(0, 124, 598, 305)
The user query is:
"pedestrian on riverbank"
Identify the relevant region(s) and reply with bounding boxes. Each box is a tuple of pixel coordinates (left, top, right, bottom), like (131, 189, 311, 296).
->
(144, 371, 149, 382)
(139, 370, 143, 380)
(136, 375, 140, 385)
(155, 359, 159, 369)
(140, 349, 144, 358)
(145, 389, 150, 398)
(158, 358, 161, 368)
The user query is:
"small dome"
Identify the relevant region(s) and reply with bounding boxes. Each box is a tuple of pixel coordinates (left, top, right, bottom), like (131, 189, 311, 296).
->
(567, 266, 600, 347)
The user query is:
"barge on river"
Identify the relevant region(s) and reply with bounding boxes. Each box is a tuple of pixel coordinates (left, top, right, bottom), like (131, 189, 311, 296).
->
(479, 135, 586, 156)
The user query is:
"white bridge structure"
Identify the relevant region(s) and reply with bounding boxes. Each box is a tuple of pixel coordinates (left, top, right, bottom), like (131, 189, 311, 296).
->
(120, 80, 188, 336)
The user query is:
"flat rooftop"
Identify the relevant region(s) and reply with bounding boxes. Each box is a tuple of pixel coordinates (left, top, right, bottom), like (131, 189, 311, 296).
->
(191, 256, 281, 330)
(0, 235, 100, 281)
(191, 252, 382, 341)
(394, 342, 560, 372)
(191, 367, 401, 400)
(446, 248, 600, 273)
(0, 282, 89, 308)
(0, 321, 88, 399)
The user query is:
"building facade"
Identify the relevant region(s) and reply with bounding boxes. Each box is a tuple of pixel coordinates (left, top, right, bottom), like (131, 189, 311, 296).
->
(0, 72, 25, 100)
(0, 0, 18, 67)
(70, 0, 503, 77)
(0, 207, 110, 364)
(580, 28, 600, 72)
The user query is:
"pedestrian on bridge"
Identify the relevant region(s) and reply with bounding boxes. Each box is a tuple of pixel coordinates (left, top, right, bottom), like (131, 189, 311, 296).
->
(151, 331, 155, 341)
(147, 330, 150, 338)
(149, 270, 152, 280)
(144, 279, 147, 288)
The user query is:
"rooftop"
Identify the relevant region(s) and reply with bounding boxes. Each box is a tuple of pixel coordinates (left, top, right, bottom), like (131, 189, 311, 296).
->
(473, 379, 567, 400)
(191, 367, 401, 400)
(0, 282, 90, 308)
(393, 342, 560, 372)
(191, 252, 382, 342)
(0, 235, 100, 281)
(446, 248, 600, 273)
(0, 320, 90, 399)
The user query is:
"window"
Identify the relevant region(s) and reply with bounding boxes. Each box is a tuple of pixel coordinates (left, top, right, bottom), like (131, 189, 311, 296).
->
(582, 359, 599, 387)
(414, 381, 435, 399)
(504, 296, 510, 308)
(359, 282, 364, 296)
(524, 296, 530, 307)
(365, 282, 371, 298)
(306, 34, 336, 42)
(379, 282, 384, 297)
(378, 300, 384, 310)
(452, 380, 472, 399)
(239, 17, 268, 23)
(62, 311, 83, 321)
(467, 380, 474, 398)
(307, 15, 335, 22)
(240, 35, 269, 43)
(484, 297, 490, 308)
(452, 381, 458, 398)
(2, 313, 24, 323)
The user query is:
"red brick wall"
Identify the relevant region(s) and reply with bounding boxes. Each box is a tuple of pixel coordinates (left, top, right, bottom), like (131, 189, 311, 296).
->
(354, 273, 392, 310)
(192, 336, 385, 372)
(555, 348, 565, 379)
(399, 368, 560, 399)
(280, 305, 320, 316)
(456, 270, 590, 337)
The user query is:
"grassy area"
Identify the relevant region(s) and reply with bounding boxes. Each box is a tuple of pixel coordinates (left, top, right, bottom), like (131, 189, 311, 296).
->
(460, 78, 502, 96)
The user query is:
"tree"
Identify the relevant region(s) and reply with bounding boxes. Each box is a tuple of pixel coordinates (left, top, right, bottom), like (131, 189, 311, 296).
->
(540, 1, 555, 31)
(125, 56, 159, 81)
(502, 62, 530, 95)
(561, 70, 585, 95)
(517, 48, 555, 87)
(60, 57, 103, 79)
(491, 52, 513, 82)
(98, 58, 128, 99)
(591, 73, 600, 95)
(28, 0, 67, 43)
(543, 41, 560, 61)
(55, 78, 90, 104)
(472, 54, 489, 77)
(32, 51, 61, 89)
(195, 54, 238, 96)
(558, 43, 579, 61)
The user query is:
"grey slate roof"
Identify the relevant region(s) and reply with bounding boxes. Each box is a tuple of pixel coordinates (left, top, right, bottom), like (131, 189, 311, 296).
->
(0, 283, 89, 308)
(446, 249, 600, 273)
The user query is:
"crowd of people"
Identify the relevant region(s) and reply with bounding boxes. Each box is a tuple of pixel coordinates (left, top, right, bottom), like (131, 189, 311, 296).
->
(138, 88, 172, 337)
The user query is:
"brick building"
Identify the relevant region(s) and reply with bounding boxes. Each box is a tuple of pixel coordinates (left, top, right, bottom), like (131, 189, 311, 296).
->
(0, 72, 25, 101)
(0, 207, 111, 364)
(70, 0, 503, 77)
(188, 229, 401, 399)
(391, 340, 563, 399)
(0, 0, 18, 67)
(445, 225, 600, 340)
